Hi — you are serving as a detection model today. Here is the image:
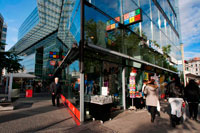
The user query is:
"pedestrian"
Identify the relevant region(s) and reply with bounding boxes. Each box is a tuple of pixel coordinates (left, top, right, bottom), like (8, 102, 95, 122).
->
(50, 77, 62, 107)
(142, 80, 148, 110)
(165, 75, 184, 127)
(144, 79, 159, 123)
(184, 79, 200, 121)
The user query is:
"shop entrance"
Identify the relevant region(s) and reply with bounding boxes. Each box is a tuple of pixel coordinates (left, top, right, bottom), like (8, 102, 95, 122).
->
(84, 55, 123, 121)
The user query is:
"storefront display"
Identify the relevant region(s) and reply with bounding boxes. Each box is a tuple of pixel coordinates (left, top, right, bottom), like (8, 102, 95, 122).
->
(90, 95, 112, 105)
(128, 68, 137, 110)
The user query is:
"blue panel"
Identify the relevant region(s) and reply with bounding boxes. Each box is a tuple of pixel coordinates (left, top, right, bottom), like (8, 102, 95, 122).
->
(124, 19, 129, 25)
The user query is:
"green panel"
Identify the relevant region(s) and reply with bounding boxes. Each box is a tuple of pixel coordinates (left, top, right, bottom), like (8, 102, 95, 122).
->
(135, 9, 140, 15)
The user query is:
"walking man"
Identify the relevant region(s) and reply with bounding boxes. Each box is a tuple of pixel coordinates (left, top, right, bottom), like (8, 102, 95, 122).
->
(184, 80, 200, 121)
(50, 77, 61, 107)
(165, 75, 184, 127)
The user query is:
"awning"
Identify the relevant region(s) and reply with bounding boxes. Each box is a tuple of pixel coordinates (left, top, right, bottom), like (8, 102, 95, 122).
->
(4, 73, 36, 78)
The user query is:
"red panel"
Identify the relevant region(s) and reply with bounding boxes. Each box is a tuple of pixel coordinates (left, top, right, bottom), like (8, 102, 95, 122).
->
(106, 25, 111, 31)
(61, 95, 80, 121)
(135, 14, 141, 21)
(26, 89, 33, 97)
(49, 51, 53, 55)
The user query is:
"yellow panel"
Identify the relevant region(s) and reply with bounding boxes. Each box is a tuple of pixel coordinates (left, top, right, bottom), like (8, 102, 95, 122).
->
(129, 17, 135, 23)
(111, 24, 115, 29)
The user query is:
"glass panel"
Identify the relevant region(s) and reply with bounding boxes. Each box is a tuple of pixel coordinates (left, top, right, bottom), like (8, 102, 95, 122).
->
(140, 0, 150, 18)
(151, 0, 159, 27)
(141, 14, 152, 40)
(61, 60, 80, 109)
(123, 0, 139, 15)
(84, 50, 123, 119)
(153, 24, 161, 46)
(88, 0, 121, 18)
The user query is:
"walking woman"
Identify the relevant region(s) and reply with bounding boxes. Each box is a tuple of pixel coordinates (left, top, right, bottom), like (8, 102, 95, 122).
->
(144, 79, 159, 123)
(184, 80, 200, 121)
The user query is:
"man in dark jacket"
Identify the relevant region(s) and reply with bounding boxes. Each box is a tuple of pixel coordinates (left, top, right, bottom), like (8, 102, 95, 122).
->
(50, 77, 62, 107)
(184, 80, 200, 121)
(165, 75, 184, 127)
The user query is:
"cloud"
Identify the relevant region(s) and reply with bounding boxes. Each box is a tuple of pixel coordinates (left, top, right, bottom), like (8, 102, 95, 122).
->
(8, 27, 18, 32)
(184, 51, 200, 60)
(179, 0, 200, 48)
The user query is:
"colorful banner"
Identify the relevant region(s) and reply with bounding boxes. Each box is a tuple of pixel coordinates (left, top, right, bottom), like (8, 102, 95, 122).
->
(49, 51, 66, 59)
(123, 8, 142, 26)
(129, 69, 137, 98)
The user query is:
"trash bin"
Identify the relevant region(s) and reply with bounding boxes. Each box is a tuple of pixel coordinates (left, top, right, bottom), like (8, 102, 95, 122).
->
(26, 89, 33, 97)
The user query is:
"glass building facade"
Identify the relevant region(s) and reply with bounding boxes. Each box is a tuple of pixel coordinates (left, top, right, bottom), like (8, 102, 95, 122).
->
(10, 0, 182, 122)
(0, 13, 4, 45)
(18, 8, 39, 40)
(0, 14, 7, 51)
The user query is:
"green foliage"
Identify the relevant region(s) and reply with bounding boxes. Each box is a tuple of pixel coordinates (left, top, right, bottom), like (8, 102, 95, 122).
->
(152, 40, 160, 48)
(169, 65, 178, 72)
(162, 44, 171, 58)
(0, 52, 23, 73)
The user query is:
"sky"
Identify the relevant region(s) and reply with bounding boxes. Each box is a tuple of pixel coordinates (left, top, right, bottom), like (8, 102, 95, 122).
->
(0, 0, 37, 50)
(0, 0, 199, 60)
(179, 0, 200, 60)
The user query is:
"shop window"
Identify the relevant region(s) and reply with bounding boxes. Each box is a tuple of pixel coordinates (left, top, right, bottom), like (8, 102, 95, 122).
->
(61, 60, 80, 109)
(84, 54, 123, 120)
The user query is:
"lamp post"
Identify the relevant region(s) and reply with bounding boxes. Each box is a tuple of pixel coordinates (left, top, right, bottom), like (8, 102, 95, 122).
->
(180, 44, 186, 87)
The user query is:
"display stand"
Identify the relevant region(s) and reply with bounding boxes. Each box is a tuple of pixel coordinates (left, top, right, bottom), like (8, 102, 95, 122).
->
(128, 68, 137, 110)
(89, 102, 112, 123)
(89, 95, 113, 123)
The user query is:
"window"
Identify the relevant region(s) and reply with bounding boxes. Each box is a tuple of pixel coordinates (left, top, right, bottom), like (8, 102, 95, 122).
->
(3, 27, 7, 32)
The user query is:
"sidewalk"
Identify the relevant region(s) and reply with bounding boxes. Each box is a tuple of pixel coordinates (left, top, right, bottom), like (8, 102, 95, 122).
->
(0, 96, 199, 133)
(0, 96, 78, 133)
(68, 101, 200, 133)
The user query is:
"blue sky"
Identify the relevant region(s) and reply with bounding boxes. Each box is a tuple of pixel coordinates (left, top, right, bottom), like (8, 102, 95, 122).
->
(0, 0, 199, 60)
(0, 0, 36, 50)
(179, 0, 200, 60)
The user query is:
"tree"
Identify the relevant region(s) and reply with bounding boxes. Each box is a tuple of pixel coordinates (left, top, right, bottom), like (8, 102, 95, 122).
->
(0, 42, 23, 80)
(162, 44, 171, 59)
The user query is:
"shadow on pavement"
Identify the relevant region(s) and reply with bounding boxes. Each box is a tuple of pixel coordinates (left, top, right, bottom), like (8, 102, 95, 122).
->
(130, 116, 198, 133)
(14, 102, 34, 110)
(19, 117, 73, 133)
(0, 103, 65, 124)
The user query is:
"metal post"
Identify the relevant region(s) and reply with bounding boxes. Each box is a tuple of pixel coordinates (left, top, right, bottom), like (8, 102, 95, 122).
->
(80, 73, 84, 122)
(122, 67, 126, 110)
(8, 73, 13, 101)
(5, 76, 8, 94)
(80, 0, 85, 122)
(181, 44, 186, 87)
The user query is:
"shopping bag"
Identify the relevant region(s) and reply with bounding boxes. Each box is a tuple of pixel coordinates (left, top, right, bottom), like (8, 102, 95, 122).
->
(157, 100, 160, 112)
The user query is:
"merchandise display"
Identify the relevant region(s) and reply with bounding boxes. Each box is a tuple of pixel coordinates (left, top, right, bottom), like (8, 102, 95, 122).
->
(91, 95, 113, 105)
(128, 68, 137, 110)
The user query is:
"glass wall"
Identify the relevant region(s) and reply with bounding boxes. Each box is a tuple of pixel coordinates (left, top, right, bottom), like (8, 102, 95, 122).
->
(18, 7, 39, 40)
(61, 60, 80, 109)
(20, 53, 36, 74)
(84, 0, 181, 71)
